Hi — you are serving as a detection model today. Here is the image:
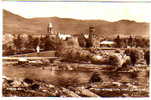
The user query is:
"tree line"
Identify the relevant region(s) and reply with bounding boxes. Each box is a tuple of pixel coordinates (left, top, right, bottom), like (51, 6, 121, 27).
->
(114, 35, 149, 48)
(3, 34, 61, 56)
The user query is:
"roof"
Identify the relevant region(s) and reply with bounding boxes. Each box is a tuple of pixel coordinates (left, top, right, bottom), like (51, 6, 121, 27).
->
(100, 41, 115, 45)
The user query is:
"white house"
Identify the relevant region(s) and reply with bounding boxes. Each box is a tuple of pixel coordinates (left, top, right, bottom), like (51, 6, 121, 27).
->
(100, 40, 115, 47)
(58, 33, 72, 40)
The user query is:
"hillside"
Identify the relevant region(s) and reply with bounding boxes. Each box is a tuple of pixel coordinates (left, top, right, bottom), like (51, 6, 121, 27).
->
(3, 10, 149, 37)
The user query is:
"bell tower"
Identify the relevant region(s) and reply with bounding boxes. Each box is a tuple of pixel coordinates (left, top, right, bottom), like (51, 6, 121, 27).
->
(87, 25, 95, 47)
(47, 22, 53, 34)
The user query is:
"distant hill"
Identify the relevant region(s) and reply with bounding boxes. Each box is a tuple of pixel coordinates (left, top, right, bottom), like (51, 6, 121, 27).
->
(3, 10, 149, 37)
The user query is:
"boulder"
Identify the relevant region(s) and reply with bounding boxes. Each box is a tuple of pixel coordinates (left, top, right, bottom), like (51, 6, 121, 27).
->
(89, 72, 103, 83)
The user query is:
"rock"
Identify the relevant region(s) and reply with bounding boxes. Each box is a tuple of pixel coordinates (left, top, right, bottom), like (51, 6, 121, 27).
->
(11, 80, 22, 87)
(30, 84, 40, 90)
(42, 89, 48, 92)
(112, 82, 122, 86)
(22, 82, 29, 87)
(48, 84, 55, 88)
(89, 72, 103, 83)
(126, 83, 137, 89)
(41, 59, 50, 65)
(6, 80, 14, 84)
(76, 87, 100, 97)
(2, 76, 14, 85)
(61, 87, 80, 97)
(66, 65, 73, 70)
(2, 76, 12, 80)
(90, 55, 107, 64)
(23, 78, 33, 84)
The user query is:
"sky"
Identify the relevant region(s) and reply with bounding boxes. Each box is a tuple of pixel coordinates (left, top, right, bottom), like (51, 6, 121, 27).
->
(2, 2, 151, 22)
(2, 0, 151, 1)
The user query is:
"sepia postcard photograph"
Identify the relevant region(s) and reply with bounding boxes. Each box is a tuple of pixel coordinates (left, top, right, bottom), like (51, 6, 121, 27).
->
(1, 1, 150, 98)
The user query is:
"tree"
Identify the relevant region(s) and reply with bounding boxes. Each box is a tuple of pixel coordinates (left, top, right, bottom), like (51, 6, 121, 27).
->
(123, 38, 128, 48)
(114, 35, 121, 48)
(25, 35, 34, 49)
(32, 37, 39, 50)
(78, 33, 87, 47)
(41, 35, 60, 51)
(128, 35, 133, 47)
(144, 50, 150, 65)
(86, 26, 94, 48)
(124, 48, 140, 66)
(3, 45, 15, 56)
(13, 34, 23, 52)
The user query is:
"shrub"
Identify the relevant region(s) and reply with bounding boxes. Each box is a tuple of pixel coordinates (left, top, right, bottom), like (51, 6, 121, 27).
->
(56, 47, 91, 62)
(124, 48, 141, 66)
(144, 50, 150, 65)
(108, 54, 121, 67)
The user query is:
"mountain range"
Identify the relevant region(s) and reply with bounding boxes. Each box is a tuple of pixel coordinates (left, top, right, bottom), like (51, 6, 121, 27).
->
(3, 10, 149, 37)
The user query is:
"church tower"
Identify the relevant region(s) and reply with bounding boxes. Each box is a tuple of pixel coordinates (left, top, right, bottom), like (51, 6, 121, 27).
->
(47, 22, 53, 34)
